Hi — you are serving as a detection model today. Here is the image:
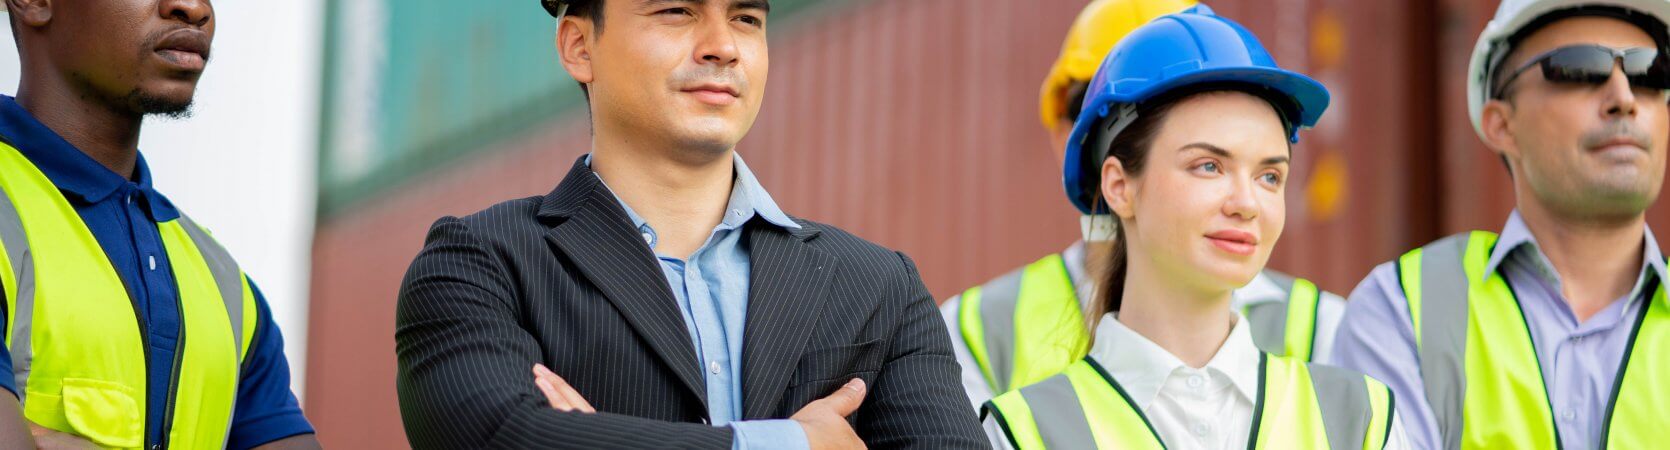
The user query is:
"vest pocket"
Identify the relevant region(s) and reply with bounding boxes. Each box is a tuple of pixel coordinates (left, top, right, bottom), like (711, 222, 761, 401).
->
(59, 378, 143, 448)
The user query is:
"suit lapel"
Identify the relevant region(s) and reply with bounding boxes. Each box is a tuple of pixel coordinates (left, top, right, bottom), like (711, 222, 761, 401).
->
(740, 222, 836, 418)
(539, 157, 708, 409)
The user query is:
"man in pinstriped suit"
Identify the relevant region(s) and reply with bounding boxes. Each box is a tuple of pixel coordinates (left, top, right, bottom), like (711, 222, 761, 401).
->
(392, 1, 987, 448)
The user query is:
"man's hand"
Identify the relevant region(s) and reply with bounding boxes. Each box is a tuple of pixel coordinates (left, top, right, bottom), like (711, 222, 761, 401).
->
(791, 379, 868, 450)
(532, 364, 595, 413)
(28, 423, 96, 450)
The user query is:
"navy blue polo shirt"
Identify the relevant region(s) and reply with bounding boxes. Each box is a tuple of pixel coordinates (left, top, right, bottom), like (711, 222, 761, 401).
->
(0, 95, 313, 449)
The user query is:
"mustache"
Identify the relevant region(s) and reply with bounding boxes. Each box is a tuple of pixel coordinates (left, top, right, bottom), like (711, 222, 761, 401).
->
(667, 66, 747, 94)
(1580, 120, 1653, 150)
(142, 26, 212, 62)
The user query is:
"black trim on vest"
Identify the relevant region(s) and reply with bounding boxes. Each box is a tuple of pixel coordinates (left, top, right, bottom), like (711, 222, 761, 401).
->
(1380, 385, 1397, 449)
(1394, 258, 1416, 333)
(985, 400, 1025, 450)
(1245, 352, 1269, 450)
(1500, 270, 1565, 450)
(1600, 275, 1660, 447)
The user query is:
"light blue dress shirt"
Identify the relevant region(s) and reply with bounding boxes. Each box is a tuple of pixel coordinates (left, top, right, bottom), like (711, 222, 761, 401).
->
(592, 153, 810, 450)
(1329, 211, 1668, 450)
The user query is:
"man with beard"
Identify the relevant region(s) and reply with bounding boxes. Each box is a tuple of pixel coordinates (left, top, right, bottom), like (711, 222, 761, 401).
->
(0, 0, 318, 448)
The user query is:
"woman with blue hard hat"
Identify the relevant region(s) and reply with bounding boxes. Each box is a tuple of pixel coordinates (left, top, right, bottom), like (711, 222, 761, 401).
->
(981, 6, 1410, 449)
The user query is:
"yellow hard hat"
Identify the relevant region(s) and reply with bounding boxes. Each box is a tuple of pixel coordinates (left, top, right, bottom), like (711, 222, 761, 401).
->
(1039, 0, 1198, 130)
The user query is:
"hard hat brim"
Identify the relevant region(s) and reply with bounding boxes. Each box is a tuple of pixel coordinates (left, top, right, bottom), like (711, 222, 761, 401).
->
(1061, 66, 1330, 214)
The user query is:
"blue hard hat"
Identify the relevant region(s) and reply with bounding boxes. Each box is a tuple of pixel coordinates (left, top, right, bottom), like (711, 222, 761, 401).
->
(1062, 5, 1330, 214)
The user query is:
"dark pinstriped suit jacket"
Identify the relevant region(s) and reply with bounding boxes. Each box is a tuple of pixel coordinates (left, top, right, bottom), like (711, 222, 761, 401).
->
(395, 157, 987, 449)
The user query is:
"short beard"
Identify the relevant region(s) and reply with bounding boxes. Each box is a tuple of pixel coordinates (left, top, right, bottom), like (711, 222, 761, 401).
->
(128, 89, 194, 119)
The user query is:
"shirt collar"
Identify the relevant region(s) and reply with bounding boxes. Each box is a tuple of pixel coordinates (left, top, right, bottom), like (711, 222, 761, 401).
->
(728, 152, 799, 230)
(1486, 210, 1668, 296)
(587, 152, 799, 237)
(1087, 311, 1262, 410)
(0, 95, 178, 221)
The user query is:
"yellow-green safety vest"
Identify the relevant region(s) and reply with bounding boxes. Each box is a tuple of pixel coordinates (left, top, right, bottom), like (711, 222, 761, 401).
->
(984, 354, 1395, 449)
(1397, 231, 1670, 449)
(0, 141, 257, 449)
(958, 252, 1326, 394)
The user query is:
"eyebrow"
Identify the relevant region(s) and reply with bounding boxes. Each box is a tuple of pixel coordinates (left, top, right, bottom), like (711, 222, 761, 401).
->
(640, 0, 770, 13)
(737, 0, 770, 13)
(1179, 142, 1290, 166)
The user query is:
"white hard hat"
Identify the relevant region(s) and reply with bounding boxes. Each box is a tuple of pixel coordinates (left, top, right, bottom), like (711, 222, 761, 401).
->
(1467, 0, 1670, 142)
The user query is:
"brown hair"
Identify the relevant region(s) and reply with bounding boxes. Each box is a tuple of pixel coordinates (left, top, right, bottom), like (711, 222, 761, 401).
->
(1082, 98, 1176, 334)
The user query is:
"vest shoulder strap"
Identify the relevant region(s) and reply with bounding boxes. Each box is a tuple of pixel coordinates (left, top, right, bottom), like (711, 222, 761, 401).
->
(960, 253, 1080, 393)
(172, 213, 250, 362)
(985, 358, 1164, 450)
(0, 177, 31, 403)
(1244, 272, 1323, 360)
(1306, 362, 1394, 450)
(1405, 231, 1525, 450)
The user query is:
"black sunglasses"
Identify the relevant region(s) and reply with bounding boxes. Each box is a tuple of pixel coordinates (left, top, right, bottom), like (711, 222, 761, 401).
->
(1493, 44, 1670, 98)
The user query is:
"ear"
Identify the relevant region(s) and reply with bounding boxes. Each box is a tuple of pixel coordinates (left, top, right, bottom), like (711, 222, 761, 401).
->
(555, 15, 595, 85)
(1481, 98, 1521, 162)
(7, 0, 52, 28)
(1100, 157, 1137, 220)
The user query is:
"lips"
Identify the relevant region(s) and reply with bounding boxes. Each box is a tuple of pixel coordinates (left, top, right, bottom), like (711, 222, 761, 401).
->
(682, 83, 739, 97)
(1205, 229, 1259, 256)
(1589, 136, 1645, 152)
(680, 83, 740, 106)
(154, 29, 211, 72)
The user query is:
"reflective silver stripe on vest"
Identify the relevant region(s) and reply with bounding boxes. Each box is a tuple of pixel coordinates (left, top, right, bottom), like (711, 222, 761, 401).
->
(1244, 271, 1297, 357)
(175, 214, 245, 360)
(977, 269, 1025, 393)
(1017, 373, 1096, 449)
(1416, 234, 1471, 450)
(174, 214, 246, 447)
(1308, 362, 1372, 450)
(1244, 301, 1288, 356)
(0, 184, 31, 403)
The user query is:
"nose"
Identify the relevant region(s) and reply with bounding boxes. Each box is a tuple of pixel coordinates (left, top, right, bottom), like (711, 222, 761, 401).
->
(693, 16, 740, 67)
(160, 0, 213, 28)
(1601, 62, 1639, 120)
(1222, 177, 1261, 221)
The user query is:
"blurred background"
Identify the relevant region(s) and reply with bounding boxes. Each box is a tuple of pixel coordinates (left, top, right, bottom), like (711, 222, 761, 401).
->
(8, 0, 1670, 447)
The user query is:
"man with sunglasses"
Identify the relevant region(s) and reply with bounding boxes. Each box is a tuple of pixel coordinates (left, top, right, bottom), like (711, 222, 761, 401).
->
(1329, 0, 1670, 448)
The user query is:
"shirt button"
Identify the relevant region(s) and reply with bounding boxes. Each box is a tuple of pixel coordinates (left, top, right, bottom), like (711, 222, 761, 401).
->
(147, 255, 157, 271)
(1192, 422, 1210, 437)
(1562, 410, 1576, 421)
(641, 232, 654, 244)
(709, 361, 721, 374)
(731, 209, 744, 217)
(1187, 374, 1205, 389)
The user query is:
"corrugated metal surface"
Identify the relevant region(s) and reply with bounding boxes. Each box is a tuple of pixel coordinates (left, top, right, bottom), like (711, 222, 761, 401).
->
(306, 0, 1670, 446)
(1205, 0, 1444, 293)
(314, 0, 835, 216)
